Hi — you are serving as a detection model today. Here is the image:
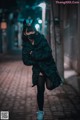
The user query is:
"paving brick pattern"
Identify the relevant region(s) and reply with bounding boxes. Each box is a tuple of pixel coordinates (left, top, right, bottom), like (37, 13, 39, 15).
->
(0, 56, 80, 120)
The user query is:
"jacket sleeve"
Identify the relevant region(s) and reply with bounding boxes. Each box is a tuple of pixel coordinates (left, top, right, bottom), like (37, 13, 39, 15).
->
(30, 35, 52, 61)
(22, 36, 35, 66)
(22, 49, 35, 66)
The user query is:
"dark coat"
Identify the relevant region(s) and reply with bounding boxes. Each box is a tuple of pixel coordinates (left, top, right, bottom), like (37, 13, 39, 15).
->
(22, 32, 62, 88)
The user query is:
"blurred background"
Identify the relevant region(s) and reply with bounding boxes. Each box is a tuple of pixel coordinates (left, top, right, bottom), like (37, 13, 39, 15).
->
(0, 0, 80, 119)
(0, 0, 80, 91)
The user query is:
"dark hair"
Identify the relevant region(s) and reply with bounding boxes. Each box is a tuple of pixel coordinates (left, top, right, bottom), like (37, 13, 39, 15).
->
(23, 19, 36, 33)
(22, 19, 39, 41)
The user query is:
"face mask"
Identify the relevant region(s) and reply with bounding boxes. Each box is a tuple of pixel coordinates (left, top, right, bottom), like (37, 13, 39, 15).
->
(27, 33, 36, 40)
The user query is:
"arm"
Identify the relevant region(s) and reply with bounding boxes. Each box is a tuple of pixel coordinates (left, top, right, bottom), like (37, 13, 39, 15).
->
(22, 34, 35, 66)
(30, 35, 52, 61)
(22, 53, 35, 66)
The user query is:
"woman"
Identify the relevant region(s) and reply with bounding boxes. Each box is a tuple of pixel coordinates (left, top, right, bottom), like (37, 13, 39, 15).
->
(22, 22, 62, 120)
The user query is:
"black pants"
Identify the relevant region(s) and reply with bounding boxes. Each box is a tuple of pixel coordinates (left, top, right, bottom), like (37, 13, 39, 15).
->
(37, 75, 45, 111)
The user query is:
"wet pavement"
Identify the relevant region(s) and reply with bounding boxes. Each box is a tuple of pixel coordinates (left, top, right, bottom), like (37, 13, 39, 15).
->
(0, 55, 80, 120)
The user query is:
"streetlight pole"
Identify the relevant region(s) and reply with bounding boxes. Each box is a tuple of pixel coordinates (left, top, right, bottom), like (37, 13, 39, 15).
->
(38, 3, 46, 35)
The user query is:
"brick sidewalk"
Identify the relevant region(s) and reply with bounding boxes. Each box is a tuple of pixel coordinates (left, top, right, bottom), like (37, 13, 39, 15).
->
(0, 58, 80, 120)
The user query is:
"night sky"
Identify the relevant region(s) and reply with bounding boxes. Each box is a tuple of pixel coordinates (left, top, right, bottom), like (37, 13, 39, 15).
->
(0, 0, 48, 23)
(0, 0, 48, 9)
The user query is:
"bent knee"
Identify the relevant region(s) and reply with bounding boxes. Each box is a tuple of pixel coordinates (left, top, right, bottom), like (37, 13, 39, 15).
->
(46, 86, 53, 90)
(46, 83, 53, 90)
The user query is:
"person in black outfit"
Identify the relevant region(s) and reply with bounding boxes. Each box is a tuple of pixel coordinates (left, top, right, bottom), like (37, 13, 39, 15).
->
(22, 22, 62, 119)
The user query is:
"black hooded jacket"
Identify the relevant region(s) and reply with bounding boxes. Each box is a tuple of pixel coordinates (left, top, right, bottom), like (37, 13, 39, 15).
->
(22, 32, 62, 88)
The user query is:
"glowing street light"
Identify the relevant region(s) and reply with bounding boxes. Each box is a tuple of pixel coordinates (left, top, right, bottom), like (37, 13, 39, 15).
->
(35, 24, 40, 31)
(38, 3, 46, 9)
(38, 19, 42, 24)
(1, 19, 7, 30)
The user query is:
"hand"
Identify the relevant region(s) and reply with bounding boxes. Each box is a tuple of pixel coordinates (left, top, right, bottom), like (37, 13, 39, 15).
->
(24, 31, 35, 36)
(31, 40, 34, 45)
(30, 51, 32, 55)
